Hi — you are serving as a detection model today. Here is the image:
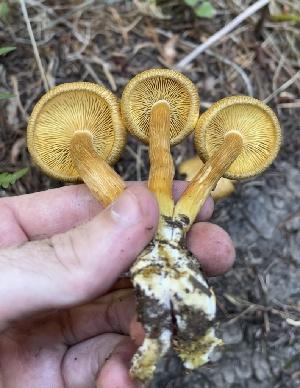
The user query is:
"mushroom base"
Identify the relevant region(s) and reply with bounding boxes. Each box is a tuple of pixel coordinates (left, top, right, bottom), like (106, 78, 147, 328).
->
(130, 215, 223, 382)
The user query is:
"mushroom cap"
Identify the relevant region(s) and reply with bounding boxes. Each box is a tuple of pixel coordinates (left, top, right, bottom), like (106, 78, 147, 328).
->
(120, 68, 200, 146)
(27, 82, 127, 182)
(194, 96, 282, 180)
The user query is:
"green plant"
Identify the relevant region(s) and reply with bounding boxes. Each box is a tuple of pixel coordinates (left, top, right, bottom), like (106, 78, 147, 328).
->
(0, 46, 29, 187)
(145, 0, 215, 19)
(0, 46, 15, 56)
(0, 46, 16, 99)
(184, 0, 215, 19)
(0, 1, 10, 21)
(0, 168, 29, 189)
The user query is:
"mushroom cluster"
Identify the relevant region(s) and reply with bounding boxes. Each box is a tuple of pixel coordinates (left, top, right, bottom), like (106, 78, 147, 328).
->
(27, 69, 281, 383)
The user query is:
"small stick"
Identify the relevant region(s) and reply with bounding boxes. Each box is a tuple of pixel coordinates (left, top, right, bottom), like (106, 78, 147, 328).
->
(263, 70, 300, 104)
(175, 0, 270, 71)
(19, 0, 49, 92)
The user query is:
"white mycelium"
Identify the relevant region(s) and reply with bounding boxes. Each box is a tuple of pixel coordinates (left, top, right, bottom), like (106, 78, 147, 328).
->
(130, 215, 223, 381)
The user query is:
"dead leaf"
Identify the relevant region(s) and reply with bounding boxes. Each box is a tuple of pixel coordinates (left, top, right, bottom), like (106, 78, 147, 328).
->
(10, 137, 26, 165)
(162, 35, 179, 65)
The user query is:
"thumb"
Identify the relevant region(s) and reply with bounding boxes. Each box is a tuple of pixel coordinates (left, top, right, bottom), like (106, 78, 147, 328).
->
(0, 186, 159, 331)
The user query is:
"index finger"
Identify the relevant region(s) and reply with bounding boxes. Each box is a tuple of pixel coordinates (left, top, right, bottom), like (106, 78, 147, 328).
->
(0, 181, 214, 247)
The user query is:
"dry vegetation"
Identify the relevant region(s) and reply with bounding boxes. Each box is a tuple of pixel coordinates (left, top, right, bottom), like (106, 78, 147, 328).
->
(0, 0, 300, 386)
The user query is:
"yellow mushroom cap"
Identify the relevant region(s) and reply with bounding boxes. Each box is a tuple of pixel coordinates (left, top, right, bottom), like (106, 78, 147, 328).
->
(194, 96, 282, 180)
(27, 82, 127, 182)
(121, 68, 200, 146)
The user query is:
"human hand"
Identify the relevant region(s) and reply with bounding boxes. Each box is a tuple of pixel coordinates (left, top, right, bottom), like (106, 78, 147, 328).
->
(0, 183, 235, 387)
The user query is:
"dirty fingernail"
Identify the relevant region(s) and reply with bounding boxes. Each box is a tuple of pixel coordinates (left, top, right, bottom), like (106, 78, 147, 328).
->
(110, 189, 143, 227)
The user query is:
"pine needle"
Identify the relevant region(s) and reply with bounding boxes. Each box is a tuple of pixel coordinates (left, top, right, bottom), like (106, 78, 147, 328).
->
(19, 0, 49, 92)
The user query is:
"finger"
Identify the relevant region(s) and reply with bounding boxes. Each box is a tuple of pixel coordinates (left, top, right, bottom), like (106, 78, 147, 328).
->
(97, 338, 143, 388)
(13, 289, 137, 345)
(186, 222, 236, 276)
(110, 277, 132, 291)
(0, 187, 158, 331)
(0, 181, 213, 247)
(130, 315, 145, 347)
(54, 223, 234, 345)
(172, 180, 214, 222)
(61, 334, 140, 388)
(60, 289, 136, 346)
(0, 184, 102, 247)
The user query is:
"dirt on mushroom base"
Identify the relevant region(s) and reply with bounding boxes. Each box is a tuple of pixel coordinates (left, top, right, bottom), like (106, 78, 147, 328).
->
(1, 1, 300, 387)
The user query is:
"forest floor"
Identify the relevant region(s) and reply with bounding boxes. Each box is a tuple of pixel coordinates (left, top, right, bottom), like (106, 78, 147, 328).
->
(1, 1, 300, 386)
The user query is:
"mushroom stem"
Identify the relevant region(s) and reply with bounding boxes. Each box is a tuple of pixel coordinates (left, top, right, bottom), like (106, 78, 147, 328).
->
(174, 131, 243, 230)
(70, 130, 125, 207)
(148, 100, 175, 218)
(130, 212, 223, 381)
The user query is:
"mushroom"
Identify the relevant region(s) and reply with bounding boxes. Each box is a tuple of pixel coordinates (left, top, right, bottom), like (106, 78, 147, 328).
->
(27, 82, 126, 206)
(121, 68, 199, 218)
(167, 96, 281, 371)
(121, 78, 281, 382)
(174, 95, 282, 229)
(121, 69, 220, 381)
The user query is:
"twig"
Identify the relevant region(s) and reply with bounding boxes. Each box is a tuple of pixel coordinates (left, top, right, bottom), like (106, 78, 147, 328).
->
(227, 305, 257, 325)
(286, 318, 300, 327)
(19, 0, 49, 92)
(175, 0, 270, 71)
(67, 53, 117, 91)
(206, 49, 253, 97)
(90, 55, 117, 91)
(11, 75, 29, 120)
(270, 14, 300, 23)
(263, 70, 300, 104)
(278, 101, 300, 108)
(83, 63, 106, 87)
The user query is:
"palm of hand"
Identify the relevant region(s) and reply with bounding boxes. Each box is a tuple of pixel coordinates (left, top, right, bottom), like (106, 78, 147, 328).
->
(0, 184, 234, 387)
(0, 286, 137, 387)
